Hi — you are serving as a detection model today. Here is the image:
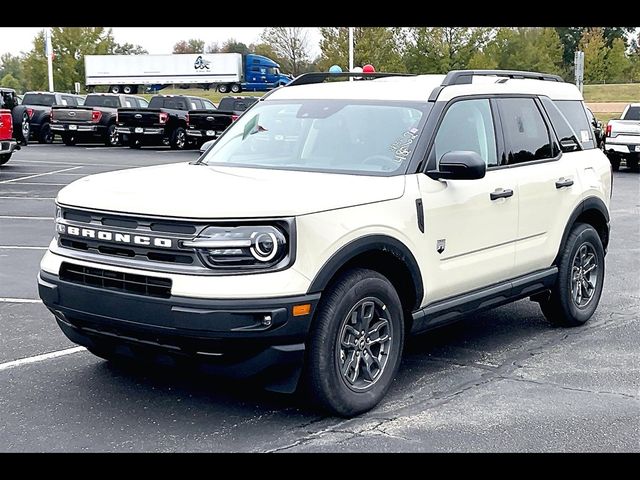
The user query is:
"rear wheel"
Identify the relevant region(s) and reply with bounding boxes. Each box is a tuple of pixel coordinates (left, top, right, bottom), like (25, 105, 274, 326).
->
(0, 153, 11, 166)
(304, 268, 405, 416)
(230, 83, 242, 93)
(39, 122, 54, 144)
(170, 127, 187, 150)
(217, 84, 229, 94)
(606, 152, 620, 172)
(128, 136, 142, 149)
(539, 223, 605, 327)
(628, 154, 639, 172)
(62, 133, 77, 146)
(123, 85, 133, 94)
(109, 85, 121, 94)
(105, 124, 119, 147)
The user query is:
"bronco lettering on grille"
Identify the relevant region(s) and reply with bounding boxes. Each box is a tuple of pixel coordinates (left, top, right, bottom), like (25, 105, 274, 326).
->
(59, 224, 173, 248)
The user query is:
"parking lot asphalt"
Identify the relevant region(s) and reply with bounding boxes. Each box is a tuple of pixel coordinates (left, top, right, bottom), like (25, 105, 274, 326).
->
(0, 143, 638, 452)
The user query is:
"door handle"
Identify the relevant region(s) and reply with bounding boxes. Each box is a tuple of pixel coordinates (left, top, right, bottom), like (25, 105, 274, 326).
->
(555, 178, 574, 189)
(490, 188, 514, 200)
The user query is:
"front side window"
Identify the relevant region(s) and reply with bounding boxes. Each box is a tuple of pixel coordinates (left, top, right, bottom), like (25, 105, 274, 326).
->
(200, 100, 428, 176)
(498, 98, 556, 164)
(433, 99, 498, 167)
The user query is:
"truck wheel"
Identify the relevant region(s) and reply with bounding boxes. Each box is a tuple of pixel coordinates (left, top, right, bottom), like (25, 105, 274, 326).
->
(123, 85, 133, 94)
(230, 83, 242, 93)
(218, 84, 229, 94)
(20, 113, 30, 145)
(539, 223, 605, 327)
(105, 124, 119, 147)
(303, 268, 405, 417)
(128, 137, 142, 149)
(628, 155, 639, 172)
(109, 85, 121, 94)
(606, 153, 620, 172)
(62, 134, 77, 146)
(0, 153, 11, 166)
(39, 122, 54, 144)
(170, 127, 187, 150)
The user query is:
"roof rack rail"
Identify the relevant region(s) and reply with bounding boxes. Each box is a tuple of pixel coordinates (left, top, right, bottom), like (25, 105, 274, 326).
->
(287, 72, 416, 87)
(441, 70, 564, 86)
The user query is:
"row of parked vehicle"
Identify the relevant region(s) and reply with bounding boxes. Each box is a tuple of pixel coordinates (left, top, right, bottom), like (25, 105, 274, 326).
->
(0, 87, 259, 165)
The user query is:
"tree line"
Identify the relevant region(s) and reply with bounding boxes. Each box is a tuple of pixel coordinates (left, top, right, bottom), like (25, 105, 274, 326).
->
(2, 27, 639, 94)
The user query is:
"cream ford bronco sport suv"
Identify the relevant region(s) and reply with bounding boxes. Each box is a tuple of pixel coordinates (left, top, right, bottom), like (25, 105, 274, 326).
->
(39, 70, 612, 416)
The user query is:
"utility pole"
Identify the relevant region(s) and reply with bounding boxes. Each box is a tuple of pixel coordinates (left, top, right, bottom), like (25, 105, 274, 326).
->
(45, 28, 54, 92)
(574, 50, 585, 94)
(348, 27, 354, 81)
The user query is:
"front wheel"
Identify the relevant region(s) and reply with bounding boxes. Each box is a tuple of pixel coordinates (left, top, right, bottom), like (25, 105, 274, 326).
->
(539, 223, 605, 327)
(304, 268, 405, 417)
(61, 133, 77, 146)
(20, 113, 30, 145)
(0, 153, 11, 166)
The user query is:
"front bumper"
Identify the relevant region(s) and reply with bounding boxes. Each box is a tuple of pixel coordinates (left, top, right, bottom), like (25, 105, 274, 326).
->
(51, 123, 100, 133)
(38, 270, 320, 392)
(0, 139, 19, 154)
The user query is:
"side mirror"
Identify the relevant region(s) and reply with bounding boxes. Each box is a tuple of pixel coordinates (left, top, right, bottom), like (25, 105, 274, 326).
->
(560, 137, 580, 153)
(596, 120, 603, 129)
(426, 151, 486, 180)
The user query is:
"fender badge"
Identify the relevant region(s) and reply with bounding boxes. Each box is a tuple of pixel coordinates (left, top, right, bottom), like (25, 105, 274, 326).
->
(436, 239, 446, 254)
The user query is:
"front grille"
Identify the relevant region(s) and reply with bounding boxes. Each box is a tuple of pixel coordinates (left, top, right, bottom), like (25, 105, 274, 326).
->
(60, 262, 172, 298)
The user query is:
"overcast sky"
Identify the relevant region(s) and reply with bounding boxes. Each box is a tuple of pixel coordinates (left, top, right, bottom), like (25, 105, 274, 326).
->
(0, 27, 323, 58)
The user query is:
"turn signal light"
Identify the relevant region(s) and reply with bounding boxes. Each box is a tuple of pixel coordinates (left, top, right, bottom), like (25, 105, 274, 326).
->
(605, 124, 612, 137)
(293, 304, 311, 317)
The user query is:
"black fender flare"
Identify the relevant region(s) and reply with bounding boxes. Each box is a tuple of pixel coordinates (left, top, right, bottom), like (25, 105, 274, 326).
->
(554, 196, 610, 265)
(306, 234, 424, 310)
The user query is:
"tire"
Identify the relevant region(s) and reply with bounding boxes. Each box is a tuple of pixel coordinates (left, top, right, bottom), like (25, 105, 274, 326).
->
(38, 122, 54, 144)
(218, 84, 229, 94)
(128, 137, 142, 149)
(109, 85, 121, 94)
(628, 155, 639, 172)
(62, 133, 77, 146)
(123, 85, 133, 94)
(0, 153, 11, 166)
(230, 83, 242, 93)
(170, 127, 187, 150)
(304, 268, 405, 417)
(606, 153, 620, 172)
(105, 124, 119, 147)
(19, 113, 30, 146)
(539, 223, 605, 327)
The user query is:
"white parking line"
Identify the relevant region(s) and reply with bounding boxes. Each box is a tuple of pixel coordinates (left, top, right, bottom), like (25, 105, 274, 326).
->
(10, 159, 145, 168)
(0, 216, 53, 220)
(7, 182, 68, 186)
(0, 166, 81, 184)
(0, 347, 86, 372)
(0, 197, 56, 200)
(0, 298, 42, 303)
(0, 246, 48, 250)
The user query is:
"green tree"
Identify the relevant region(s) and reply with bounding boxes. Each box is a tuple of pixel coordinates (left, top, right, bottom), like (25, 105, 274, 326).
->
(0, 54, 26, 91)
(206, 42, 220, 53)
(605, 37, 629, 83)
(580, 28, 608, 83)
(318, 27, 405, 72)
(173, 39, 205, 54)
(260, 27, 311, 76)
(22, 28, 116, 92)
(555, 27, 634, 69)
(0, 73, 21, 91)
(221, 39, 250, 55)
(403, 27, 493, 73)
(113, 43, 148, 55)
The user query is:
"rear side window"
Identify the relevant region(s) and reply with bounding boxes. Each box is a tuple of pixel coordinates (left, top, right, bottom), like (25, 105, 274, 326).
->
(623, 106, 640, 120)
(539, 96, 581, 148)
(432, 98, 498, 167)
(162, 98, 187, 110)
(498, 98, 557, 164)
(554, 100, 595, 149)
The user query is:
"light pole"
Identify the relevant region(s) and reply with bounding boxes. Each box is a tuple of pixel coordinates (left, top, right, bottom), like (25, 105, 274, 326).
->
(348, 27, 354, 81)
(45, 28, 54, 92)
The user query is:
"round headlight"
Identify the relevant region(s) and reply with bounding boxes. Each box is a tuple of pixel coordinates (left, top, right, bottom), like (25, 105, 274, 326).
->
(251, 231, 278, 262)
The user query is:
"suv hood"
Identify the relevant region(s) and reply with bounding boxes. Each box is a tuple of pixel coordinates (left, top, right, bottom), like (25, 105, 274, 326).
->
(57, 162, 406, 218)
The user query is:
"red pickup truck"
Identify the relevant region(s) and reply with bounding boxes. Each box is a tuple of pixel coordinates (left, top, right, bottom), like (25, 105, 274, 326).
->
(0, 108, 20, 166)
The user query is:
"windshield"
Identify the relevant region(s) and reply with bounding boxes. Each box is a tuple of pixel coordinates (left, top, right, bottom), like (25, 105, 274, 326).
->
(200, 100, 427, 176)
(22, 93, 55, 106)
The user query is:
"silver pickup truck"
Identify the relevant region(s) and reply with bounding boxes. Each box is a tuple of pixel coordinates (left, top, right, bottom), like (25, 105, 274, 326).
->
(603, 103, 640, 171)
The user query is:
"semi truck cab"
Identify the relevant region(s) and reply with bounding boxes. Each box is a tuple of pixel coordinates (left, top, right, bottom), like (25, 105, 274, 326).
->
(241, 54, 291, 91)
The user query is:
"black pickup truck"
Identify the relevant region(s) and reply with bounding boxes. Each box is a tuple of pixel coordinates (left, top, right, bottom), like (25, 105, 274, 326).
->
(117, 95, 213, 149)
(0, 87, 31, 145)
(21, 92, 85, 144)
(51, 93, 149, 147)
(186, 96, 258, 147)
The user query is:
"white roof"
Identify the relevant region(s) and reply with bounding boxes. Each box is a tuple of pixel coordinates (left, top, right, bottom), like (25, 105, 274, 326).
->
(267, 73, 583, 103)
